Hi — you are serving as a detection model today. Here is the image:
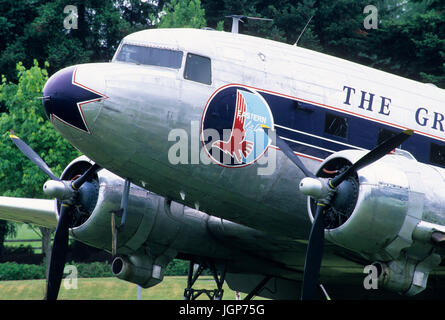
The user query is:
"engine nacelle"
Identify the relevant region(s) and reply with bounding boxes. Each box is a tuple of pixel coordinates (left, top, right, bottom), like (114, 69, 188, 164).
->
(56, 156, 284, 289)
(308, 149, 445, 295)
(59, 156, 161, 255)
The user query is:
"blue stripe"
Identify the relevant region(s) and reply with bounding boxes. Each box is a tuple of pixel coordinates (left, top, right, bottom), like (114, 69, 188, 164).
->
(275, 126, 358, 153)
(281, 138, 332, 159)
(258, 91, 443, 168)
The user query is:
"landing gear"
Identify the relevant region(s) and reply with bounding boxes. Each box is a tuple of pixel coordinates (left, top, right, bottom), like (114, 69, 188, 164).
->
(183, 260, 226, 300)
(244, 275, 272, 300)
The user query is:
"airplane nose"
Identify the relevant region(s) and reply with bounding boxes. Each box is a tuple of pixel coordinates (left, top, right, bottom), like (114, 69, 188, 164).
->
(42, 66, 107, 134)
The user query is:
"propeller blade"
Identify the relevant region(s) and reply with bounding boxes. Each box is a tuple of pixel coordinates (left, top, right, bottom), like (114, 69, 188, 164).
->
(9, 133, 60, 181)
(45, 203, 73, 300)
(275, 137, 316, 178)
(301, 203, 326, 300)
(71, 163, 100, 190)
(330, 129, 413, 188)
(261, 126, 316, 178)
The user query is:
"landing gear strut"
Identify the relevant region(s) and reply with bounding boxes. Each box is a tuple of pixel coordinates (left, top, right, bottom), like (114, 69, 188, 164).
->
(183, 260, 226, 300)
(244, 275, 272, 300)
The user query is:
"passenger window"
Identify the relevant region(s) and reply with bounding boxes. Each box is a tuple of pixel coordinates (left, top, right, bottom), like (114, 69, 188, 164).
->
(377, 128, 398, 145)
(430, 143, 445, 167)
(324, 113, 348, 138)
(184, 53, 211, 85)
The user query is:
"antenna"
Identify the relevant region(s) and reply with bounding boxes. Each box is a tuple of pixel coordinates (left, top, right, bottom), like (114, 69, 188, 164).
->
(294, 15, 313, 46)
(226, 15, 273, 34)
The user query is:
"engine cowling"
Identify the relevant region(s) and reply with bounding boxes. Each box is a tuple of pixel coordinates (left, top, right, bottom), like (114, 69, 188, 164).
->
(53, 156, 188, 288)
(307, 149, 445, 295)
(56, 156, 286, 289)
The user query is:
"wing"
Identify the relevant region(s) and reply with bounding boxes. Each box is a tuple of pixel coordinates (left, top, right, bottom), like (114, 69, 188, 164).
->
(0, 196, 58, 229)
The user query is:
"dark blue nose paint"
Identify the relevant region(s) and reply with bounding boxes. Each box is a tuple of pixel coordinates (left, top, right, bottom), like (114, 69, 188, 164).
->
(42, 66, 107, 134)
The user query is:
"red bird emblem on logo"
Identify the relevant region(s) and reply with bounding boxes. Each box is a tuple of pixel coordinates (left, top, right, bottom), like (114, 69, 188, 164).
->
(212, 90, 254, 163)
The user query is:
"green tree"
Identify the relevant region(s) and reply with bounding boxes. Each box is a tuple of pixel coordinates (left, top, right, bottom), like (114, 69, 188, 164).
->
(1, 1, 443, 88)
(0, 0, 163, 83)
(158, 0, 207, 29)
(0, 221, 15, 260)
(0, 0, 42, 82)
(200, 0, 320, 48)
(200, 0, 444, 88)
(0, 60, 80, 199)
(370, 0, 445, 87)
(0, 60, 81, 259)
(309, 0, 444, 88)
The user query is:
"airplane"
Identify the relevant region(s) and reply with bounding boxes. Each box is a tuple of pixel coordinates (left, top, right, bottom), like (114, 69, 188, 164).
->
(2, 26, 445, 300)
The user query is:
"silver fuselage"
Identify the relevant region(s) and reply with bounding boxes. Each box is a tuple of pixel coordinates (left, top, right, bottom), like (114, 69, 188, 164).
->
(48, 28, 445, 242)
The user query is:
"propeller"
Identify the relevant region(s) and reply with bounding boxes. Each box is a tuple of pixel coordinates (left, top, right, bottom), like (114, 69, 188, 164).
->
(274, 135, 316, 179)
(329, 130, 413, 189)
(45, 202, 73, 300)
(10, 132, 60, 181)
(9, 133, 100, 300)
(267, 127, 413, 300)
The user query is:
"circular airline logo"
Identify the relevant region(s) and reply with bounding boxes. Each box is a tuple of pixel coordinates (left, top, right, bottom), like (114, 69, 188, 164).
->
(201, 85, 274, 167)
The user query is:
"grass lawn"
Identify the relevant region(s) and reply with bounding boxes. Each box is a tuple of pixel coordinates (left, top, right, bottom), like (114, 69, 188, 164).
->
(0, 276, 254, 300)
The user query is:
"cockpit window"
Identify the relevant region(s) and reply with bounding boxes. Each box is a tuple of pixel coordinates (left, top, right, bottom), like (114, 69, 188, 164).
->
(116, 44, 183, 69)
(184, 53, 212, 85)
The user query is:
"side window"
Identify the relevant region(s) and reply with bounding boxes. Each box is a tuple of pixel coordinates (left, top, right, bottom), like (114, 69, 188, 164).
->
(184, 53, 211, 85)
(377, 128, 398, 145)
(324, 112, 348, 138)
(430, 142, 445, 168)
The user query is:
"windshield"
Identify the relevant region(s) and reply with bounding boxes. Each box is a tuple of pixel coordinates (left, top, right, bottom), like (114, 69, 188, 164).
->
(115, 44, 183, 69)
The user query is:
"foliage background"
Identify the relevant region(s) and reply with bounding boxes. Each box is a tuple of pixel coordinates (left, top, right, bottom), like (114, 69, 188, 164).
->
(1, 0, 443, 88)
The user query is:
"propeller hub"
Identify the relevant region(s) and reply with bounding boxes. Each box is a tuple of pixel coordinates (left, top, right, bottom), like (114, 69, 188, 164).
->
(307, 159, 360, 230)
(299, 177, 322, 198)
(43, 180, 76, 201)
(299, 177, 331, 200)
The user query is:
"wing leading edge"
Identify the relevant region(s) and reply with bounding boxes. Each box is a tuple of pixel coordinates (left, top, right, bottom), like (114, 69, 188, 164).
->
(0, 196, 58, 229)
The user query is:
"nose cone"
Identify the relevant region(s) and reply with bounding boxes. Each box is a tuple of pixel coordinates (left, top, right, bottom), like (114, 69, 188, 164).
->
(43, 66, 107, 134)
